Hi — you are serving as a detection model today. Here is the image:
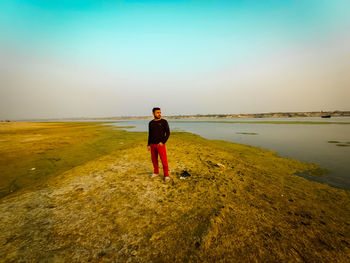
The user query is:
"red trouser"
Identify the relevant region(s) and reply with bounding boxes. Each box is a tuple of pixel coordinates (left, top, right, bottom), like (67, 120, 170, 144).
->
(150, 143, 169, 177)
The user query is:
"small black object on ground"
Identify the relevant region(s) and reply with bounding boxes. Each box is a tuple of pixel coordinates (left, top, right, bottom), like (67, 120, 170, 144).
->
(180, 170, 191, 179)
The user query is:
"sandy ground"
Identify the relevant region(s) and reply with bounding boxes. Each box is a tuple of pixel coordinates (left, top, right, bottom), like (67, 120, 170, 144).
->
(0, 122, 349, 262)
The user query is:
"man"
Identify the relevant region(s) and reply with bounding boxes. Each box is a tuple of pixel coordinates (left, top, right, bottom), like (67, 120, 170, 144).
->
(147, 107, 170, 181)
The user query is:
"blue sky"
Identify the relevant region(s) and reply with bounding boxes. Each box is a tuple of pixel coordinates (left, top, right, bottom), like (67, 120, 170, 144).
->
(1, 0, 349, 118)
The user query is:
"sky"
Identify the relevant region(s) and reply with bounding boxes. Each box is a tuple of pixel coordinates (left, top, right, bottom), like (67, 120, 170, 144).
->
(0, 0, 349, 119)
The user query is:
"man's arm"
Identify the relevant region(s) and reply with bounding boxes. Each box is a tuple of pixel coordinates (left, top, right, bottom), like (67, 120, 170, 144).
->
(147, 122, 151, 146)
(162, 120, 170, 144)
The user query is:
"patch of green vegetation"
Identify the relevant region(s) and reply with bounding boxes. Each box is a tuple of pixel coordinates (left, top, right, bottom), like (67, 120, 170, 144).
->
(295, 167, 329, 177)
(328, 141, 350, 146)
(236, 132, 258, 135)
(308, 167, 329, 176)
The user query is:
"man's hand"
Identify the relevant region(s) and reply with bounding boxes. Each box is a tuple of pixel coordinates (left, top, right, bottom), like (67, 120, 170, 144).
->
(147, 145, 151, 151)
(159, 142, 163, 146)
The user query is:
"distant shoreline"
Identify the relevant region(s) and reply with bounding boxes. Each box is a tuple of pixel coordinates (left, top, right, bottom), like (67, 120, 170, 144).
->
(4, 110, 350, 122)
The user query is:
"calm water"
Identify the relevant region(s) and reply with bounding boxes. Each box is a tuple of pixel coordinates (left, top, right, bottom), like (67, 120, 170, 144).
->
(103, 117, 350, 190)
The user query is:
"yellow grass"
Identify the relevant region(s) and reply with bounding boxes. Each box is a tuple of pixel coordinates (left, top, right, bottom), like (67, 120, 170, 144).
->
(0, 122, 349, 262)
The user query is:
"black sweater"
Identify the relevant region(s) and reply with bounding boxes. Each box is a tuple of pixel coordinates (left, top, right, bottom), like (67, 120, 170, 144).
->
(147, 118, 170, 146)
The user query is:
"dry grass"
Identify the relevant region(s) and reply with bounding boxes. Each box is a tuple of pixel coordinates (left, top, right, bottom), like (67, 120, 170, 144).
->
(0, 122, 349, 262)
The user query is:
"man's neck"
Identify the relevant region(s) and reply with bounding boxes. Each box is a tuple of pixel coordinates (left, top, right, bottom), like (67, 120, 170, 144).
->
(154, 118, 161, 121)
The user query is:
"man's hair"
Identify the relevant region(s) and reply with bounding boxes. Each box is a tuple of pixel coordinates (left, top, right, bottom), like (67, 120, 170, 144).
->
(152, 107, 161, 113)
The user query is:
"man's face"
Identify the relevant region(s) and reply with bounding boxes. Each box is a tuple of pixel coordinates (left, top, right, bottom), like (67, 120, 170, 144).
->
(153, 110, 161, 119)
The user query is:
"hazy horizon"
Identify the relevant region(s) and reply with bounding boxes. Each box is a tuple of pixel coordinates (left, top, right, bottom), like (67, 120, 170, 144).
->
(1, 0, 349, 120)
(6, 109, 350, 121)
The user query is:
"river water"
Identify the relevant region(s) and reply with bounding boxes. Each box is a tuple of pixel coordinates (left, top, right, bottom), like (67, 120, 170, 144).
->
(103, 117, 350, 190)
